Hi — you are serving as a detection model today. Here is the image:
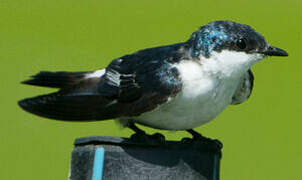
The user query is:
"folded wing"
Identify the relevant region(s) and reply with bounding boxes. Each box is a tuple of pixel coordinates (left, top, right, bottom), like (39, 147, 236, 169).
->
(231, 69, 254, 105)
(19, 43, 184, 121)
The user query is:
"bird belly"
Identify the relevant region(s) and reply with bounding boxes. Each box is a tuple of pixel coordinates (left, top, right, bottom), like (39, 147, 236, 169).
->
(133, 77, 241, 130)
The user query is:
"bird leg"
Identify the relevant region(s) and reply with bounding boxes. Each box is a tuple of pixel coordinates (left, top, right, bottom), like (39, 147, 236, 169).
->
(182, 129, 223, 149)
(187, 129, 209, 140)
(128, 122, 165, 143)
(128, 122, 145, 134)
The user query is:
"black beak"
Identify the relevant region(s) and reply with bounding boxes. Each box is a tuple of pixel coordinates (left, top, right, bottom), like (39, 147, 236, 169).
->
(261, 45, 288, 56)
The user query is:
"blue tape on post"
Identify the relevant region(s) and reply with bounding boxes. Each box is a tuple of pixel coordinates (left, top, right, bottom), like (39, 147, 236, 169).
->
(212, 154, 218, 180)
(92, 147, 105, 180)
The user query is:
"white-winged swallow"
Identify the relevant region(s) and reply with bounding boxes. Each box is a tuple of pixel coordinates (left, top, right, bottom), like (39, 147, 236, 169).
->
(19, 21, 288, 144)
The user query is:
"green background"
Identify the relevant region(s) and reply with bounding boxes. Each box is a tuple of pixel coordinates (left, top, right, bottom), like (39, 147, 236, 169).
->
(1, 0, 301, 179)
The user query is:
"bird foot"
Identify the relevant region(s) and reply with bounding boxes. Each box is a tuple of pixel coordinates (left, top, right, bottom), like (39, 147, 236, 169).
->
(181, 135, 223, 149)
(130, 132, 166, 144)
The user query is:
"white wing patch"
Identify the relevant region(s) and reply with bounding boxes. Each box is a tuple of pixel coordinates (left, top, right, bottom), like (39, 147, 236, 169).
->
(105, 69, 121, 87)
(85, 69, 106, 79)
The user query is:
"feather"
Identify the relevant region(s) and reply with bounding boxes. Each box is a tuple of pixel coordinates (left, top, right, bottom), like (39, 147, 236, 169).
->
(22, 71, 90, 88)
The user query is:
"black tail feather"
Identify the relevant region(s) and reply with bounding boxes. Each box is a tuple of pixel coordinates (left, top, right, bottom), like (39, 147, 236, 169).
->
(22, 71, 90, 88)
(18, 92, 118, 121)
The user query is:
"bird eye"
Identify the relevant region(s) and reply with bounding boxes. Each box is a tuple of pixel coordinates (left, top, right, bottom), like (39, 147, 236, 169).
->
(236, 38, 247, 50)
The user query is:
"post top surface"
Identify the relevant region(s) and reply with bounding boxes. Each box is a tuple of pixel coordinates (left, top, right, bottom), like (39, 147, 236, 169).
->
(74, 136, 222, 153)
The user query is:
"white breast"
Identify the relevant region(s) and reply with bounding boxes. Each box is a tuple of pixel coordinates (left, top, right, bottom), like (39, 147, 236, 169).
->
(133, 62, 240, 130)
(132, 50, 264, 130)
(134, 50, 263, 130)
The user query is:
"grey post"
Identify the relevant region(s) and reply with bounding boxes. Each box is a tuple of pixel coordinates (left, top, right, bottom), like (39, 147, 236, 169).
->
(69, 136, 222, 180)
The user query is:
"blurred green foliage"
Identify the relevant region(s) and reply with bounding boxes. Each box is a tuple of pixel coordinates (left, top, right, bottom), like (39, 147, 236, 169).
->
(0, 0, 301, 179)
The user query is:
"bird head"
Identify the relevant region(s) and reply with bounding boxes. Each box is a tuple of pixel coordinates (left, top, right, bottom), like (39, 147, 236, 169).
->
(188, 21, 288, 58)
(186, 21, 288, 76)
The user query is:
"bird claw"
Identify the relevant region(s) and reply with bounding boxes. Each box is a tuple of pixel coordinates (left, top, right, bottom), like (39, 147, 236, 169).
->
(181, 137, 194, 143)
(130, 132, 166, 144)
(181, 136, 223, 149)
(151, 133, 166, 142)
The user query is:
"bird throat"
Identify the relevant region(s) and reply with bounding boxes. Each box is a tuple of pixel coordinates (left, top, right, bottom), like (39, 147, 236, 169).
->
(200, 50, 263, 79)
